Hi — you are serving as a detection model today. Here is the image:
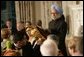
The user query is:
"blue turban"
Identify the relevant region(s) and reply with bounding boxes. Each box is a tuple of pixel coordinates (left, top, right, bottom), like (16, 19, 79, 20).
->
(51, 3, 63, 15)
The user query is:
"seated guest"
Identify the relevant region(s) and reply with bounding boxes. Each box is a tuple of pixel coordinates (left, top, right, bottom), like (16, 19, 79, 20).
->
(40, 37, 59, 56)
(67, 36, 83, 56)
(4, 19, 16, 44)
(40, 34, 63, 56)
(16, 21, 29, 40)
(3, 19, 17, 35)
(11, 33, 34, 56)
(30, 26, 46, 45)
(29, 28, 38, 45)
(5, 19, 12, 34)
(1, 28, 12, 52)
(28, 26, 46, 56)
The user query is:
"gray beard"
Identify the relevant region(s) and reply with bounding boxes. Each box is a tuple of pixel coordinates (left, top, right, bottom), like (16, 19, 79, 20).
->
(51, 14, 62, 20)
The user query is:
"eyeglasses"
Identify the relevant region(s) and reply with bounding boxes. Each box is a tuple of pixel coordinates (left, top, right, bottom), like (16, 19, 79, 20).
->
(51, 12, 56, 14)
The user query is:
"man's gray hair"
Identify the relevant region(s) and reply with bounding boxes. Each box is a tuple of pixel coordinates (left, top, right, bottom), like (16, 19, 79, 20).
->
(47, 34, 59, 45)
(40, 37, 59, 56)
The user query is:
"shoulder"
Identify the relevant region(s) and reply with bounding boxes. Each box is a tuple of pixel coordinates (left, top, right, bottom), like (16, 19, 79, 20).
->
(23, 42, 33, 51)
(49, 20, 56, 27)
(26, 42, 32, 47)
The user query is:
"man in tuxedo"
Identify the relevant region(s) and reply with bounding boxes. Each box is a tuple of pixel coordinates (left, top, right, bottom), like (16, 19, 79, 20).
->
(12, 33, 34, 56)
(16, 21, 29, 40)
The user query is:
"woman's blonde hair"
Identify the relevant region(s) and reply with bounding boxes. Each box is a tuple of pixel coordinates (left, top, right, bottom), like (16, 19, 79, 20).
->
(67, 36, 83, 53)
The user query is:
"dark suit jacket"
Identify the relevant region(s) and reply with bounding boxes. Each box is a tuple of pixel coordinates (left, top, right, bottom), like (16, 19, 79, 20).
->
(48, 15, 67, 56)
(16, 29, 29, 40)
(11, 42, 34, 56)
